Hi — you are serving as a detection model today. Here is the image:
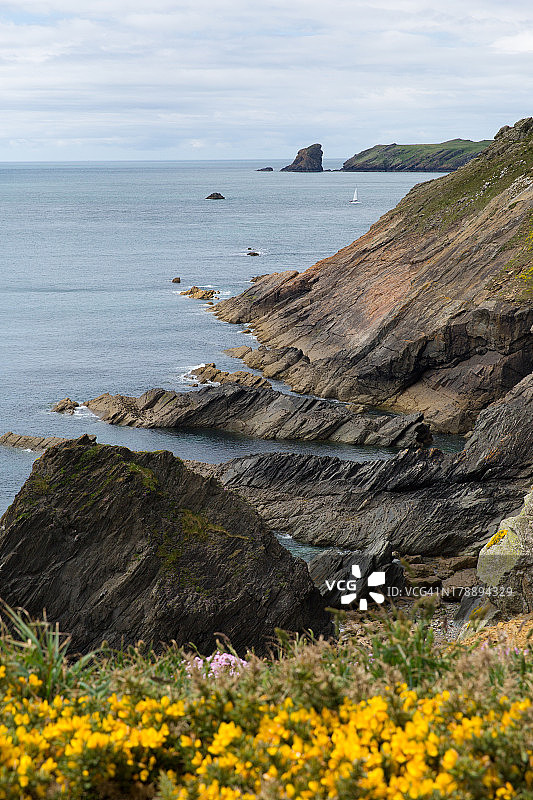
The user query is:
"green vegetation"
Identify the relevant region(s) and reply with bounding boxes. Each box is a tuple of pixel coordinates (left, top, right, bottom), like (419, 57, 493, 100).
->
(395, 127, 533, 235)
(342, 138, 491, 172)
(1, 603, 533, 798)
(126, 462, 159, 491)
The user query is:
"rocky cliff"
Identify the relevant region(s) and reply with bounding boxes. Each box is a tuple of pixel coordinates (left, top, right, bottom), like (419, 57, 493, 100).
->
(281, 144, 323, 172)
(0, 436, 331, 654)
(195, 371, 533, 556)
(342, 138, 491, 172)
(84, 384, 432, 447)
(215, 119, 533, 433)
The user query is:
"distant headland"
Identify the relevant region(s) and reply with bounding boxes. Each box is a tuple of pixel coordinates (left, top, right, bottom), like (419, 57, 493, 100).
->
(342, 138, 492, 172)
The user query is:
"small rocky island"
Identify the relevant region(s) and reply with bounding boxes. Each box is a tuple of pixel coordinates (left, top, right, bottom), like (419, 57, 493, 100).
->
(205, 192, 225, 199)
(281, 143, 323, 172)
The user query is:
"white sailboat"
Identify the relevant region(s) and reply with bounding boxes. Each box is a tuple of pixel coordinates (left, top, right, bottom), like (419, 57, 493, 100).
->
(350, 188, 361, 204)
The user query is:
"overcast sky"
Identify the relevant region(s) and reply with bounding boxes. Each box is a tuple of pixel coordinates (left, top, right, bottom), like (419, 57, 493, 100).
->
(0, 0, 532, 160)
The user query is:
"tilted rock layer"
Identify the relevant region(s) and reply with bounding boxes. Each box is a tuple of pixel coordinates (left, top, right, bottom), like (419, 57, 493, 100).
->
(215, 119, 533, 433)
(0, 437, 331, 654)
(85, 384, 432, 447)
(196, 371, 533, 556)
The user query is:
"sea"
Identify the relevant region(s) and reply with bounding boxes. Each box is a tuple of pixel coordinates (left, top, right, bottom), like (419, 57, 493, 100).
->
(0, 159, 463, 559)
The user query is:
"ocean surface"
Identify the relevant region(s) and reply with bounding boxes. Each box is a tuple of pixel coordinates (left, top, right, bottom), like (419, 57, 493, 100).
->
(0, 159, 463, 556)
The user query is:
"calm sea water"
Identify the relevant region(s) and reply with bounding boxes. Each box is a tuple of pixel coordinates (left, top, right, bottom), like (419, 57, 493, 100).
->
(0, 160, 461, 554)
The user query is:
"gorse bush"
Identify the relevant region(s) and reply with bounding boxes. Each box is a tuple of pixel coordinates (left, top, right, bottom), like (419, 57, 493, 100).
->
(1, 605, 533, 799)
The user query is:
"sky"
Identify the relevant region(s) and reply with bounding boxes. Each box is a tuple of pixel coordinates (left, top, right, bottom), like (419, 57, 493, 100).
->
(0, 0, 532, 160)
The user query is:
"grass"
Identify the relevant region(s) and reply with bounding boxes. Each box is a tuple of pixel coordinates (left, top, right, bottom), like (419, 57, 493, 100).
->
(343, 139, 492, 172)
(1, 601, 533, 798)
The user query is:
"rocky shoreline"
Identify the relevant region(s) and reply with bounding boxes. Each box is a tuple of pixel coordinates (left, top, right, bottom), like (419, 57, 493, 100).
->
(80, 384, 432, 448)
(214, 120, 533, 434)
(1, 118, 532, 653)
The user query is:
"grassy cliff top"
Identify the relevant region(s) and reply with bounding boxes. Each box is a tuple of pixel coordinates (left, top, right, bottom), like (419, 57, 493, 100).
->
(342, 137, 492, 172)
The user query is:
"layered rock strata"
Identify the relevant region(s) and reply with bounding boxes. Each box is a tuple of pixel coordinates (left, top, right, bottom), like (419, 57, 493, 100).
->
(0, 432, 77, 451)
(0, 436, 331, 654)
(84, 384, 432, 447)
(189, 363, 271, 389)
(215, 119, 533, 433)
(180, 286, 219, 300)
(195, 372, 533, 556)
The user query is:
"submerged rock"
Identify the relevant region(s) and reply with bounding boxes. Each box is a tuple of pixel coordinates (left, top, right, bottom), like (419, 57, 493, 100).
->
(0, 436, 332, 654)
(281, 144, 323, 172)
(84, 383, 432, 447)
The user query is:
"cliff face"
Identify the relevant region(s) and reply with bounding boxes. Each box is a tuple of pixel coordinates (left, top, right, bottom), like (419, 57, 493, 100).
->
(342, 138, 491, 172)
(0, 437, 331, 654)
(281, 143, 323, 172)
(215, 119, 533, 433)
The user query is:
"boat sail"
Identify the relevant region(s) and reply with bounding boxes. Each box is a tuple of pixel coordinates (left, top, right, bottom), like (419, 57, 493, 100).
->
(350, 188, 361, 204)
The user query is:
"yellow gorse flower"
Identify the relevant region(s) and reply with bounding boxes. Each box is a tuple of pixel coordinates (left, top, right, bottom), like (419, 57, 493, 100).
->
(0, 669, 530, 800)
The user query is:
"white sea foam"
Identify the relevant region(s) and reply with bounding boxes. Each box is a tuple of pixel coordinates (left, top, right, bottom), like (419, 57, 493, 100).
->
(73, 405, 97, 419)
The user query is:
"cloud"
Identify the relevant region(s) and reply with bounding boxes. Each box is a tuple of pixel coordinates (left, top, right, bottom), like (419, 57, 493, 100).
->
(0, 1, 530, 158)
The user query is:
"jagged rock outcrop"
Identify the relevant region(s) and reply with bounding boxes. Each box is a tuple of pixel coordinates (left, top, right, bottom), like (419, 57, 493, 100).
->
(181, 286, 219, 300)
(342, 138, 491, 172)
(215, 119, 533, 433)
(0, 436, 331, 654)
(205, 192, 225, 200)
(476, 486, 533, 615)
(281, 144, 323, 172)
(0, 432, 77, 451)
(189, 363, 272, 389)
(197, 372, 533, 555)
(51, 398, 79, 414)
(84, 384, 432, 447)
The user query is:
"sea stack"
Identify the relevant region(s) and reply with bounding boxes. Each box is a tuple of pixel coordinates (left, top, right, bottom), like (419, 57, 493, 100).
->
(281, 144, 323, 172)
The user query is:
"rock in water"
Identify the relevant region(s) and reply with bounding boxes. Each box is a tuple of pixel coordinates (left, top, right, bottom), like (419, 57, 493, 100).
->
(180, 286, 219, 300)
(85, 383, 432, 447)
(171, 277, 181, 283)
(256, 167, 274, 171)
(281, 144, 323, 172)
(200, 370, 533, 555)
(0, 437, 332, 654)
(217, 119, 533, 433)
(205, 192, 225, 199)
